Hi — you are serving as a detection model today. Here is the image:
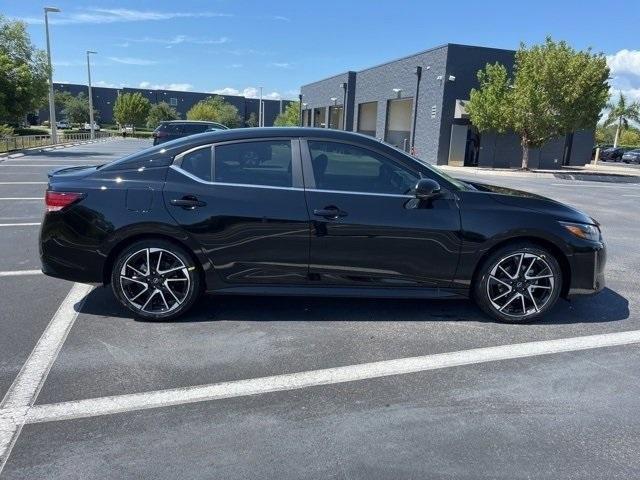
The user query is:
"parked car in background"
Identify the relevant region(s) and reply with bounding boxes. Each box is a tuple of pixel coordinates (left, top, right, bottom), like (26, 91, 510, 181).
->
(121, 124, 134, 135)
(56, 120, 70, 129)
(152, 120, 229, 145)
(40, 128, 606, 324)
(599, 147, 624, 162)
(622, 149, 640, 164)
(82, 122, 101, 132)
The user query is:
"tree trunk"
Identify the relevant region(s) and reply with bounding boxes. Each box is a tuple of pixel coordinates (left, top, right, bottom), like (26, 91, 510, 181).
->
(521, 137, 529, 170)
(613, 116, 622, 148)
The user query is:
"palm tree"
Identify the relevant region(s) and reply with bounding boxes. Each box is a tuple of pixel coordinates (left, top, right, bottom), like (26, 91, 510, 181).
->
(604, 94, 640, 147)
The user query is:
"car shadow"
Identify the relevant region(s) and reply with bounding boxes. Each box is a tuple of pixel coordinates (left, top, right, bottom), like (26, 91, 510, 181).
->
(77, 286, 629, 326)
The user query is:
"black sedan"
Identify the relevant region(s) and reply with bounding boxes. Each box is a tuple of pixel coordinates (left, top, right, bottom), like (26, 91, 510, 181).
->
(40, 128, 606, 323)
(599, 147, 624, 162)
(152, 120, 228, 145)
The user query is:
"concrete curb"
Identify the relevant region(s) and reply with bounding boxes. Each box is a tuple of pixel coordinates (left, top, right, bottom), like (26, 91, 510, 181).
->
(440, 166, 640, 184)
(0, 137, 116, 163)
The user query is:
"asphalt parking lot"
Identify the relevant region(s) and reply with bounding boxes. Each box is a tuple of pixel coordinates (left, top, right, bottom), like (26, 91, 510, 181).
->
(1, 139, 640, 479)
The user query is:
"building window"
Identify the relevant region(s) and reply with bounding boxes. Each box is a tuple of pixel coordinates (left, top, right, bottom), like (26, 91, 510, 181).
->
(385, 97, 413, 152)
(313, 107, 326, 128)
(169, 97, 178, 106)
(357, 102, 377, 137)
(328, 105, 344, 129)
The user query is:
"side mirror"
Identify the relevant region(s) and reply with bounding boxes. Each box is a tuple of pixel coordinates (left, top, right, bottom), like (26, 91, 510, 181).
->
(413, 178, 441, 200)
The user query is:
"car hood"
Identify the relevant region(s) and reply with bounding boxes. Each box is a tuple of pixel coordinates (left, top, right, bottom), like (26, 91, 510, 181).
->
(467, 181, 597, 225)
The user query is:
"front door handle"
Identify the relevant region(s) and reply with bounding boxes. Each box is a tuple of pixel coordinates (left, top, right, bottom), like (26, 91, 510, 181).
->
(170, 196, 207, 209)
(313, 206, 347, 219)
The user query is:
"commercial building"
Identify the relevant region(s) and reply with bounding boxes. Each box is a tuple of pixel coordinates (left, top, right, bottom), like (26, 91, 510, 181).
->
(36, 83, 292, 127)
(300, 44, 594, 169)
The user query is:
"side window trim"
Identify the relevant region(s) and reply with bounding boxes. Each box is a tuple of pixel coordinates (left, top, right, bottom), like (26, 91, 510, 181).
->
(173, 144, 214, 169)
(301, 138, 419, 196)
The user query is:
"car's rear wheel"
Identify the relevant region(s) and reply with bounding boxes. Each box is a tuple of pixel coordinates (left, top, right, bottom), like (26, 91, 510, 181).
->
(111, 239, 201, 321)
(474, 242, 562, 323)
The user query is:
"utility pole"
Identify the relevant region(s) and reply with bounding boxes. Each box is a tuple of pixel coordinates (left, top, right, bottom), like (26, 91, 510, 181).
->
(86, 51, 97, 140)
(44, 7, 61, 143)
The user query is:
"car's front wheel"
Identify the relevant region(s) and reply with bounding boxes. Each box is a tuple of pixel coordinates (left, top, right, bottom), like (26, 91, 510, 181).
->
(111, 239, 201, 321)
(474, 243, 562, 323)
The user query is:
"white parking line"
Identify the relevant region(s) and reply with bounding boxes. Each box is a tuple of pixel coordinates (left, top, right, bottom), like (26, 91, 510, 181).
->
(17, 329, 640, 425)
(0, 198, 42, 201)
(0, 270, 43, 277)
(0, 164, 98, 167)
(0, 283, 92, 472)
(0, 182, 47, 185)
(551, 183, 639, 189)
(0, 223, 41, 227)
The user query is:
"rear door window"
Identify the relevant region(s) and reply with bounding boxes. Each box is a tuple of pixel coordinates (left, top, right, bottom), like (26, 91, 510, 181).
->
(214, 140, 292, 187)
(179, 147, 212, 181)
(182, 123, 209, 135)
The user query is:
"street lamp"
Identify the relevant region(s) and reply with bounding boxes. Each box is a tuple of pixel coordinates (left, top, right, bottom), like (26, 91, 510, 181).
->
(340, 82, 348, 130)
(44, 7, 61, 143)
(86, 51, 97, 140)
(258, 86, 263, 127)
(410, 66, 422, 153)
(298, 94, 303, 127)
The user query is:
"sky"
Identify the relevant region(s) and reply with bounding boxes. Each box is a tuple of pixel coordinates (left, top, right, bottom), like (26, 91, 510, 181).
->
(4, 0, 640, 101)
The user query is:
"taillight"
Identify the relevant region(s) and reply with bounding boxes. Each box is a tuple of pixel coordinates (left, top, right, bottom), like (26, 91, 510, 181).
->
(45, 191, 84, 212)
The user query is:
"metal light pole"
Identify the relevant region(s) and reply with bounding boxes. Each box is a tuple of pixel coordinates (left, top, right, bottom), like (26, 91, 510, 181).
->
(258, 87, 263, 127)
(340, 82, 348, 130)
(410, 66, 422, 153)
(86, 51, 97, 140)
(298, 94, 303, 127)
(44, 7, 61, 143)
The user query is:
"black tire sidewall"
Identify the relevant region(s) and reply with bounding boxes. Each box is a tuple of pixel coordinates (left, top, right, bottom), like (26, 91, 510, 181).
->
(111, 239, 201, 321)
(474, 243, 562, 324)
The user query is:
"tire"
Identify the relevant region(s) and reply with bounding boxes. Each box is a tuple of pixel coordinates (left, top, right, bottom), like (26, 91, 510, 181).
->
(111, 239, 201, 321)
(473, 242, 562, 324)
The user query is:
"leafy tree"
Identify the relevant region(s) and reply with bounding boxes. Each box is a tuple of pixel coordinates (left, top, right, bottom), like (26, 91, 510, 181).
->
(186, 96, 242, 128)
(113, 92, 151, 127)
(146, 101, 180, 129)
(57, 92, 98, 124)
(595, 125, 616, 145)
(245, 111, 258, 127)
(603, 94, 640, 148)
(619, 127, 640, 147)
(468, 37, 610, 169)
(0, 16, 49, 124)
(274, 101, 300, 127)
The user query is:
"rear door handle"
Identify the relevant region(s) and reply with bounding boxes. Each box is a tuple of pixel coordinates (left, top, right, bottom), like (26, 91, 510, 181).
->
(313, 206, 347, 219)
(170, 196, 207, 209)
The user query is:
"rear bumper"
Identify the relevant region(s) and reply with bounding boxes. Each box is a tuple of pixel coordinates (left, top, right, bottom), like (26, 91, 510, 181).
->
(567, 242, 606, 297)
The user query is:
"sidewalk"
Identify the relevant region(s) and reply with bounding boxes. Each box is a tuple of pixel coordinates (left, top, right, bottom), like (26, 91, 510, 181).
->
(440, 163, 640, 183)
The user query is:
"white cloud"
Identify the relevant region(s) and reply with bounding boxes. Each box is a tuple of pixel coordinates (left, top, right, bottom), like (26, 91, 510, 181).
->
(108, 57, 158, 66)
(93, 80, 124, 88)
(115, 42, 130, 48)
(209, 87, 289, 100)
(139, 82, 193, 91)
(129, 35, 229, 46)
(268, 62, 292, 69)
(606, 49, 640, 103)
(272, 15, 291, 22)
(18, 8, 232, 25)
(227, 64, 243, 69)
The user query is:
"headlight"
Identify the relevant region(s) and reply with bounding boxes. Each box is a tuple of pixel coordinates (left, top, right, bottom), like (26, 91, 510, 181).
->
(560, 221, 601, 241)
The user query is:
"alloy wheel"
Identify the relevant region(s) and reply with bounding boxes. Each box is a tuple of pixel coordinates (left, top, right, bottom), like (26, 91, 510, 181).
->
(119, 247, 191, 314)
(486, 252, 556, 319)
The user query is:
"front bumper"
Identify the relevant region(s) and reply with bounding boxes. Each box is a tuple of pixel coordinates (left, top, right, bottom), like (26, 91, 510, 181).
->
(567, 241, 606, 297)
